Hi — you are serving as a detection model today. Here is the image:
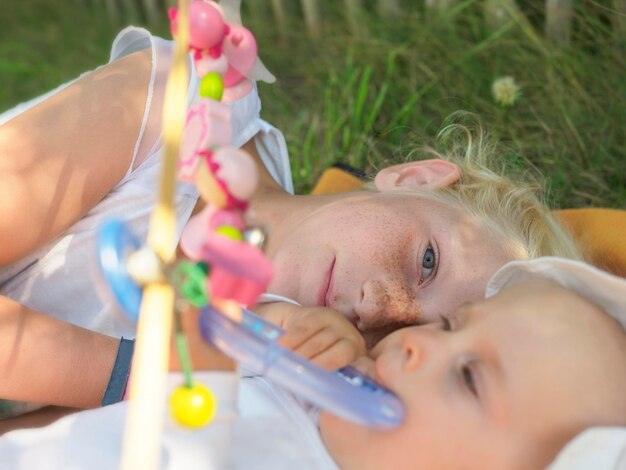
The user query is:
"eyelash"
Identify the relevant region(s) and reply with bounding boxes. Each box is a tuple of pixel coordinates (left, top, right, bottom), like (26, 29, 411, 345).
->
(461, 363, 478, 397)
(418, 242, 438, 285)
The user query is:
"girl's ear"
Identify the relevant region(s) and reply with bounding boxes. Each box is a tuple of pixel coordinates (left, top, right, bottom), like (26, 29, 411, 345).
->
(374, 159, 461, 192)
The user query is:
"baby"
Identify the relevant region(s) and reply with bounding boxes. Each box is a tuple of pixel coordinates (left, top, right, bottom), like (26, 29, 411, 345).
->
(0, 256, 624, 469)
(322, 257, 626, 469)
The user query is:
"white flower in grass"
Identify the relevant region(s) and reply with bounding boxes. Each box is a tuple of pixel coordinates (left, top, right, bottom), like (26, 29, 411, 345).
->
(491, 76, 521, 107)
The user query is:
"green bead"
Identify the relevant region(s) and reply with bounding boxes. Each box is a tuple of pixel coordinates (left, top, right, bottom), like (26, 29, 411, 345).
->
(199, 72, 224, 101)
(215, 225, 243, 241)
(197, 261, 210, 275)
(171, 261, 210, 307)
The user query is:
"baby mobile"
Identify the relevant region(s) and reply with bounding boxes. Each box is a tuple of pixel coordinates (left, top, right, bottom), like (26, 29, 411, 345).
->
(97, 1, 276, 468)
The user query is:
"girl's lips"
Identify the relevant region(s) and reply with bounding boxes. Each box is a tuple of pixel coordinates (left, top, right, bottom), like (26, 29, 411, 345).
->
(318, 257, 336, 307)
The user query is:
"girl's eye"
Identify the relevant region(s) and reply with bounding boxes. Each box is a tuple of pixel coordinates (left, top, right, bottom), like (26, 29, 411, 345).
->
(461, 364, 478, 397)
(419, 244, 437, 285)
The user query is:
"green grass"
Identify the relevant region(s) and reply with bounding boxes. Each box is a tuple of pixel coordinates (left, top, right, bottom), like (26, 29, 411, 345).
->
(2, 0, 624, 208)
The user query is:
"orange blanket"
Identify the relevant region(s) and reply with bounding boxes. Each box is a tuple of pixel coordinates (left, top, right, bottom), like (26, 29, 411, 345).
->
(554, 208, 626, 278)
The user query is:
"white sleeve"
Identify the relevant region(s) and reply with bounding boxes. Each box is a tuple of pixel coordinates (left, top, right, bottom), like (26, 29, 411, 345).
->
(220, 82, 294, 194)
(253, 115, 294, 195)
(115, 27, 294, 193)
(257, 292, 301, 305)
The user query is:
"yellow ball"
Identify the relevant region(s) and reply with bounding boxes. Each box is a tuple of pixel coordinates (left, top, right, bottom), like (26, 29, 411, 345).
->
(170, 383, 217, 428)
(199, 72, 224, 101)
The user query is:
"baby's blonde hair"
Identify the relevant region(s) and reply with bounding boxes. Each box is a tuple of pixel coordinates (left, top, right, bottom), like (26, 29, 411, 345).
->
(375, 113, 581, 260)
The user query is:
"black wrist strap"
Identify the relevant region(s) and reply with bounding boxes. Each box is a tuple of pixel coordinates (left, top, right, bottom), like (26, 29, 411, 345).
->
(101, 337, 135, 406)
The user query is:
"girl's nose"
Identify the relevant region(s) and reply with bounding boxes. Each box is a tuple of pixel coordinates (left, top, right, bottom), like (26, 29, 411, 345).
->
(356, 278, 421, 329)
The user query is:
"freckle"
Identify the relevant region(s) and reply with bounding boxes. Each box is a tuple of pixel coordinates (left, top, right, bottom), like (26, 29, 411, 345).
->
(371, 281, 421, 327)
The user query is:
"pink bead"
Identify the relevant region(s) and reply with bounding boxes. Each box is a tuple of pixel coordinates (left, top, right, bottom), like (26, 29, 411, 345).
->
(222, 26, 257, 87)
(212, 148, 259, 202)
(168, 7, 179, 37)
(222, 79, 254, 103)
(180, 206, 245, 260)
(200, 233, 274, 285)
(222, 68, 245, 89)
(209, 267, 267, 307)
(180, 206, 214, 260)
(208, 208, 245, 231)
(188, 1, 227, 50)
(178, 100, 232, 183)
(195, 159, 229, 208)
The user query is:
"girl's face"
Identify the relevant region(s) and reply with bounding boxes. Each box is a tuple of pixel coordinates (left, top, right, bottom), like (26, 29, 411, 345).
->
(319, 281, 626, 469)
(265, 190, 518, 347)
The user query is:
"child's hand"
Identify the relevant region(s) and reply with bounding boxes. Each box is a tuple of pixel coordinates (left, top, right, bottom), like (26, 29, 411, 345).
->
(350, 355, 377, 380)
(254, 302, 366, 371)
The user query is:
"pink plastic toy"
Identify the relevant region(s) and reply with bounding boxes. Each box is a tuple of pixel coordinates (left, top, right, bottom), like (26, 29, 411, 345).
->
(170, 0, 273, 309)
(170, 0, 259, 91)
(180, 206, 245, 260)
(201, 234, 274, 307)
(169, 2, 227, 52)
(211, 147, 259, 203)
(178, 99, 232, 183)
(221, 25, 258, 88)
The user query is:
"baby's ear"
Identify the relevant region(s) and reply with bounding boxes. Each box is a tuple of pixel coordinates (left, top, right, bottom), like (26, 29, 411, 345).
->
(374, 159, 461, 191)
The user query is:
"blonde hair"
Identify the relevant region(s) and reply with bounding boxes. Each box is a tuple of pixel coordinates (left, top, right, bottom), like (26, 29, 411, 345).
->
(374, 113, 581, 261)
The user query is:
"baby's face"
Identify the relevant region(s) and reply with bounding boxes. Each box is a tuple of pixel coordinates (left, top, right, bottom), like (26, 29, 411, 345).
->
(320, 280, 626, 469)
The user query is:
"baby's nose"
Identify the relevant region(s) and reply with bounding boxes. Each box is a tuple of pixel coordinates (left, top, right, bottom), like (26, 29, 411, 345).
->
(401, 327, 441, 371)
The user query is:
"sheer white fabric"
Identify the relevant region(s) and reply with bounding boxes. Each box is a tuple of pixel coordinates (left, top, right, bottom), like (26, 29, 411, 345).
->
(0, 27, 292, 339)
(0, 372, 338, 469)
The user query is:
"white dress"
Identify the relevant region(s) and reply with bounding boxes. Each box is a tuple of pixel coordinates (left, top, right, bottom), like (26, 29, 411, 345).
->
(0, 27, 293, 340)
(0, 371, 339, 470)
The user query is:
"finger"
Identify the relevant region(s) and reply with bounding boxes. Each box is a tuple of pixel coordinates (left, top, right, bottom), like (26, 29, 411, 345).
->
(277, 320, 323, 351)
(289, 327, 340, 362)
(350, 356, 376, 378)
(309, 338, 361, 371)
(253, 302, 297, 327)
